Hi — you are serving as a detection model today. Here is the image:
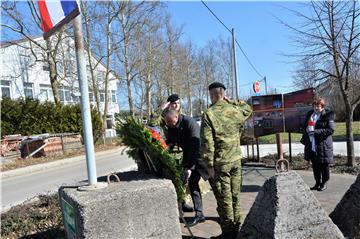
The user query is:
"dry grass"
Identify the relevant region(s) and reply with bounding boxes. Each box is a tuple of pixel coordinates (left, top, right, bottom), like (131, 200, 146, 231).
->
(1, 194, 65, 239)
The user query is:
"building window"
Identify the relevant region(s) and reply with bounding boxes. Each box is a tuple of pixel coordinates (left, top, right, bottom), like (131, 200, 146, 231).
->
(1, 80, 11, 98)
(89, 92, 94, 102)
(59, 86, 71, 102)
(72, 94, 79, 102)
(24, 82, 34, 99)
(43, 65, 50, 72)
(111, 90, 116, 103)
(39, 84, 53, 101)
(106, 115, 113, 129)
(100, 91, 105, 102)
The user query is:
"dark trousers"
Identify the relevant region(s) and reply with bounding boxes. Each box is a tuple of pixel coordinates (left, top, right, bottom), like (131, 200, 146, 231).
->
(188, 169, 204, 216)
(310, 152, 330, 185)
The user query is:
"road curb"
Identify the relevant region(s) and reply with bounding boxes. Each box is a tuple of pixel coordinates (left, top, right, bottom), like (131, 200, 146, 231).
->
(1, 146, 128, 180)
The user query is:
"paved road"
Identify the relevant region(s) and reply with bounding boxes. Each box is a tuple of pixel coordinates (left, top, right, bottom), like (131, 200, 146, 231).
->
(0, 148, 137, 212)
(1, 141, 358, 212)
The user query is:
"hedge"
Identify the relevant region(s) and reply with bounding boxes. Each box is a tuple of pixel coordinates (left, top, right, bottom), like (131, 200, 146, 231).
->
(1, 98, 103, 142)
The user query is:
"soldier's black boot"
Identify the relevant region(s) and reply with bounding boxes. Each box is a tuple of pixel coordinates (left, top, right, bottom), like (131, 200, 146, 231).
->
(182, 202, 194, 212)
(310, 182, 321, 190)
(188, 214, 205, 227)
(318, 182, 327, 191)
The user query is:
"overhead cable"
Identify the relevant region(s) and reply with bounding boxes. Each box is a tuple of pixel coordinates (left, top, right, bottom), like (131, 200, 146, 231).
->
(201, 0, 264, 79)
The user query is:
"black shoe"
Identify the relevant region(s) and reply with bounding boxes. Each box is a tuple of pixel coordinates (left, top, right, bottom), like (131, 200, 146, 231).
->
(318, 183, 327, 191)
(210, 234, 223, 239)
(210, 231, 236, 239)
(182, 203, 194, 212)
(310, 184, 320, 190)
(188, 215, 205, 227)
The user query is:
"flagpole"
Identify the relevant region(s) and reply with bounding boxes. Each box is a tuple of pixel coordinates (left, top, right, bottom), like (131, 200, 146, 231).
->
(73, 15, 105, 189)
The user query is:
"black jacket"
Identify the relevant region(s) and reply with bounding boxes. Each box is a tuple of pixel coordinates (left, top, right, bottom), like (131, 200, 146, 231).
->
(166, 114, 200, 169)
(300, 109, 335, 163)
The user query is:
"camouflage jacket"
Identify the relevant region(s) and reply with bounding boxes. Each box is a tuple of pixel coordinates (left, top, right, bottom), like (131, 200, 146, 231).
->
(148, 108, 169, 138)
(200, 99, 252, 167)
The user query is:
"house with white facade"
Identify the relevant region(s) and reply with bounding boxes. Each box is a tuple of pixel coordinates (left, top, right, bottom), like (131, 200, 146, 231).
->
(0, 35, 120, 137)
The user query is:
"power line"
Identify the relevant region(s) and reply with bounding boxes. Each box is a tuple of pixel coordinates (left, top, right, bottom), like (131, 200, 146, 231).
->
(200, 0, 264, 78)
(235, 39, 263, 78)
(201, 0, 232, 34)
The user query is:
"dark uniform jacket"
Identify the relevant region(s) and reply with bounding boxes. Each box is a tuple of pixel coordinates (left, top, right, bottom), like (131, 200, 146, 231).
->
(300, 109, 335, 163)
(166, 114, 200, 170)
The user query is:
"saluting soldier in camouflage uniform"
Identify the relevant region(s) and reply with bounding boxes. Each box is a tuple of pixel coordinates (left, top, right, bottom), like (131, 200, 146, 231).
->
(200, 82, 252, 239)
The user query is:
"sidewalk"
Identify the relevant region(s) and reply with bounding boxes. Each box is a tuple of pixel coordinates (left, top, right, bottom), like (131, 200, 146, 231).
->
(240, 141, 360, 158)
(181, 165, 357, 238)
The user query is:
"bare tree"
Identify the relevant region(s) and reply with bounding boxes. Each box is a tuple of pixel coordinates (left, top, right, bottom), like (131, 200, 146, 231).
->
(81, 1, 101, 114)
(198, 41, 220, 108)
(285, 1, 360, 166)
(292, 59, 319, 89)
(136, 7, 164, 118)
(163, 16, 183, 96)
(111, 1, 162, 116)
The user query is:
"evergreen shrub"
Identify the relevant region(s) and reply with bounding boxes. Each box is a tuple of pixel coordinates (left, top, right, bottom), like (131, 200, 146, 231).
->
(1, 98, 102, 142)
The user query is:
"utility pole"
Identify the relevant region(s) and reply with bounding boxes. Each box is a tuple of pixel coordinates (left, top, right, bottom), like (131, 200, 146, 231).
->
(232, 28, 239, 99)
(230, 42, 235, 99)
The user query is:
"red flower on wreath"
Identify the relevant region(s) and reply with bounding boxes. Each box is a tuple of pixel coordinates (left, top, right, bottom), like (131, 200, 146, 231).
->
(151, 131, 161, 141)
(149, 129, 167, 149)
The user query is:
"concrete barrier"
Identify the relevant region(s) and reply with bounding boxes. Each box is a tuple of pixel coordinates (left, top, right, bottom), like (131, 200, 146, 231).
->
(330, 174, 360, 239)
(238, 171, 344, 239)
(59, 171, 181, 239)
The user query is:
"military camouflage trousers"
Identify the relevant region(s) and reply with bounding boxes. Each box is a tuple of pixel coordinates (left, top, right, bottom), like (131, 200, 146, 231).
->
(210, 160, 242, 233)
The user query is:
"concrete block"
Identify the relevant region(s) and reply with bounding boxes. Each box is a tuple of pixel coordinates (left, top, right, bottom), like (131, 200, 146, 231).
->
(330, 174, 360, 239)
(238, 171, 344, 239)
(59, 171, 181, 239)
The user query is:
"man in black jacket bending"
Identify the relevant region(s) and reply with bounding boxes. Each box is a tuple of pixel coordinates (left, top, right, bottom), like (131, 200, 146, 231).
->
(164, 109, 206, 227)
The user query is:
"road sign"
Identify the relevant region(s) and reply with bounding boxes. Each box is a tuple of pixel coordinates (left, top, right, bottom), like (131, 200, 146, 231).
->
(37, 0, 80, 39)
(253, 81, 260, 93)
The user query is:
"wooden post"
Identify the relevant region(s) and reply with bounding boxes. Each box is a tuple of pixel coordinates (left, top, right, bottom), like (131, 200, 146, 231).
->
(61, 135, 65, 155)
(246, 144, 249, 159)
(26, 141, 31, 159)
(256, 137, 260, 162)
(288, 132, 292, 162)
(251, 142, 255, 161)
(276, 133, 284, 159)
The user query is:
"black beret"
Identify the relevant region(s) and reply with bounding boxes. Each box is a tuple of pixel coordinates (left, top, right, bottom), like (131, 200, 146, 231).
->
(167, 94, 180, 102)
(208, 82, 226, 90)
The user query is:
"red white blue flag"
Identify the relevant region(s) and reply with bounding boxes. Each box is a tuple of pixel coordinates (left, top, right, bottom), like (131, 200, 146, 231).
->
(37, 0, 80, 39)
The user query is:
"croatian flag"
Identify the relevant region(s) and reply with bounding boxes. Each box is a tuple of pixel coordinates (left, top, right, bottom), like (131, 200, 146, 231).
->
(37, 0, 80, 39)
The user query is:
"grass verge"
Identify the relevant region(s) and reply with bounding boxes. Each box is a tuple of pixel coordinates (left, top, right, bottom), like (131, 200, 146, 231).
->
(257, 121, 360, 144)
(1, 194, 65, 239)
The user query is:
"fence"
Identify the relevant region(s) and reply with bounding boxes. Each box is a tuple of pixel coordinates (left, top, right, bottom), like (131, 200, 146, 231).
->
(1, 133, 83, 160)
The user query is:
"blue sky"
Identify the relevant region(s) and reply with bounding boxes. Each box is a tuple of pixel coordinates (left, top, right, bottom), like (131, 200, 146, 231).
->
(166, 1, 308, 96)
